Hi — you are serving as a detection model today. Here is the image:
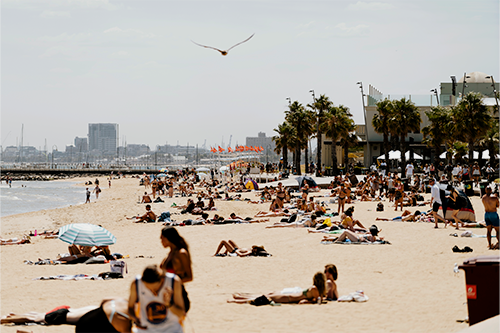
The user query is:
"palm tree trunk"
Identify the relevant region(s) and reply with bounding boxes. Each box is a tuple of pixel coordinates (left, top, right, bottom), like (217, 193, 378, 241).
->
(400, 135, 406, 178)
(296, 148, 302, 175)
(331, 142, 338, 176)
(317, 131, 322, 176)
(383, 133, 390, 171)
(469, 141, 474, 175)
(305, 145, 309, 174)
(283, 145, 288, 171)
(343, 142, 349, 170)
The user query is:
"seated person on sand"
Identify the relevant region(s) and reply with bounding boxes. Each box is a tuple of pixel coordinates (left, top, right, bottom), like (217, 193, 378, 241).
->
(214, 240, 270, 257)
(0, 236, 31, 245)
(325, 264, 339, 301)
(1, 297, 131, 333)
(266, 214, 318, 228)
(323, 225, 384, 243)
(340, 207, 366, 231)
(127, 204, 157, 223)
(141, 192, 152, 203)
(57, 245, 94, 264)
(228, 272, 326, 304)
(204, 197, 216, 211)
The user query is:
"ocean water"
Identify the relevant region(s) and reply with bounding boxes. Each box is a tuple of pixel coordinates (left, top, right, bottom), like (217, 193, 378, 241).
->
(0, 180, 85, 217)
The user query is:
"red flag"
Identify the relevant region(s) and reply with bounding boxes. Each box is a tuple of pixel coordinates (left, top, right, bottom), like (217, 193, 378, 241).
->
(228, 147, 233, 153)
(245, 146, 250, 151)
(218, 146, 225, 153)
(254, 146, 259, 152)
(259, 146, 264, 152)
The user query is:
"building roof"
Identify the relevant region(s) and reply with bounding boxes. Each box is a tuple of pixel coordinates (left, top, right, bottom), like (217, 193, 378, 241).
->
(457, 71, 493, 83)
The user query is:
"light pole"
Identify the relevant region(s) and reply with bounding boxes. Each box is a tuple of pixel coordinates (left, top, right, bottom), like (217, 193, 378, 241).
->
(51, 145, 57, 169)
(461, 72, 471, 99)
(356, 82, 370, 166)
(485, 75, 499, 112)
(310, 90, 321, 176)
(286, 97, 291, 107)
(430, 88, 439, 106)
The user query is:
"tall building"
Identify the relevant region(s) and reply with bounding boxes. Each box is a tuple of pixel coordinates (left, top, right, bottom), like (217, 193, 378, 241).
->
(74, 137, 88, 152)
(88, 123, 118, 153)
(246, 132, 276, 158)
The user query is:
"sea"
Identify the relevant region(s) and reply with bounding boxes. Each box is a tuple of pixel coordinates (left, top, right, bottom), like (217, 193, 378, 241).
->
(0, 180, 85, 217)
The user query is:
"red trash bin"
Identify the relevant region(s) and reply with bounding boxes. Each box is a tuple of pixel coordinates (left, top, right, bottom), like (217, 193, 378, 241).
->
(458, 255, 500, 326)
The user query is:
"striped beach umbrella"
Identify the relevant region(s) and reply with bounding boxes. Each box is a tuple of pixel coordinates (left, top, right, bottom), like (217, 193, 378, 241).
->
(58, 223, 116, 247)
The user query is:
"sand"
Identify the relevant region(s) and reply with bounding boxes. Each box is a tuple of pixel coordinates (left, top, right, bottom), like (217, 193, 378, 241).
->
(0, 175, 495, 333)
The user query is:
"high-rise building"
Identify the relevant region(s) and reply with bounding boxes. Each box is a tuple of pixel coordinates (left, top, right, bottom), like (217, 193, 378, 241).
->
(74, 137, 88, 152)
(88, 123, 118, 153)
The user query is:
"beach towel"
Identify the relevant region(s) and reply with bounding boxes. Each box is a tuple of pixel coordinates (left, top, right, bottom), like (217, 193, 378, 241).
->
(338, 290, 369, 302)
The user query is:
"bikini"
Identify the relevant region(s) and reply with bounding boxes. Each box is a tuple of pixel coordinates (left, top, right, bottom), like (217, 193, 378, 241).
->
(75, 300, 128, 333)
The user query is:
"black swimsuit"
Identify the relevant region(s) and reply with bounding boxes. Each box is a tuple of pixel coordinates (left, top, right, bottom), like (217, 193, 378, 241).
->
(75, 306, 119, 333)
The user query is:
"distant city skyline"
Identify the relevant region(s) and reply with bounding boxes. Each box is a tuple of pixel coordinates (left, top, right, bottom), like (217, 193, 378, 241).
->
(2, 0, 498, 151)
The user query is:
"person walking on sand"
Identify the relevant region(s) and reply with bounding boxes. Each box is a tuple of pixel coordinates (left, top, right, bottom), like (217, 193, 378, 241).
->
(429, 179, 446, 228)
(85, 188, 91, 203)
(482, 186, 499, 249)
(93, 185, 101, 199)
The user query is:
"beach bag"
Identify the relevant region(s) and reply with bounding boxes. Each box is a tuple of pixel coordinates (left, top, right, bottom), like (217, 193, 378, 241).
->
(110, 260, 127, 275)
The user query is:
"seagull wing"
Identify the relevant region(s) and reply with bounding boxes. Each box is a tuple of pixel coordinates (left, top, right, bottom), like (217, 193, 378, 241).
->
(226, 33, 255, 52)
(191, 40, 225, 53)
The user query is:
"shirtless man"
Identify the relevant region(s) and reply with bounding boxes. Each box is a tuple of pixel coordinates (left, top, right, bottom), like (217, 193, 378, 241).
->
(482, 186, 499, 249)
(141, 192, 152, 203)
(127, 204, 157, 223)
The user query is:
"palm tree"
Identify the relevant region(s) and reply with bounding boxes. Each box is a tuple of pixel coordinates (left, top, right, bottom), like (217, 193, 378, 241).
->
(372, 98, 393, 169)
(302, 109, 316, 174)
(321, 105, 353, 175)
(422, 106, 452, 163)
(390, 98, 421, 178)
(478, 119, 499, 166)
(340, 130, 358, 169)
(285, 101, 310, 175)
(309, 94, 332, 176)
(273, 121, 293, 171)
(452, 92, 493, 170)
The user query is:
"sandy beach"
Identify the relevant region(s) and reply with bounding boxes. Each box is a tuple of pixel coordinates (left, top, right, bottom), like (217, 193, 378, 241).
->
(0, 175, 495, 333)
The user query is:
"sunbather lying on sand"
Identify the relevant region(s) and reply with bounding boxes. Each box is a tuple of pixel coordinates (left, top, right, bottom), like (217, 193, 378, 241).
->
(228, 272, 326, 304)
(255, 210, 289, 218)
(266, 214, 318, 228)
(1, 297, 131, 332)
(0, 236, 31, 245)
(322, 225, 384, 243)
(214, 240, 270, 257)
(225, 213, 268, 223)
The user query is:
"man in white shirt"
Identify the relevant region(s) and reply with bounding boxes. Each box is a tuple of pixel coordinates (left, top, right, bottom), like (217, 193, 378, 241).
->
(405, 162, 414, 179)
(430, 178, 447, 228)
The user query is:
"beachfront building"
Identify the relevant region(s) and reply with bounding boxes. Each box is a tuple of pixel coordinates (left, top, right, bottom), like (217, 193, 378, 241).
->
(88, 123, 118, 154)
(246, 132, 277, 161)
(360, 71, 499, 166)
(319, 71, 498, 169)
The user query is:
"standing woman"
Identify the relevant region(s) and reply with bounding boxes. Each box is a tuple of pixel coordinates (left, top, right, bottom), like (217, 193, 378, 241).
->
(337, 183, 347, 214)
(472, 162, 481, 187)
(160, 227, 193, 311)
(447, 188, 465, 230)
(276, 182, 286, 209)
(394, 180, 404, 211)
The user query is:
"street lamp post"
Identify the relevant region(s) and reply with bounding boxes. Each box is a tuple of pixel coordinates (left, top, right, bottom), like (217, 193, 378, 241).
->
(356, 82, 370, 166)
(430, 88, 439, 106)
(461, 72, 471, 99)
(51, 145, 57, 169)
(310, 90, 322, 176)
(485, 75, 499, 112)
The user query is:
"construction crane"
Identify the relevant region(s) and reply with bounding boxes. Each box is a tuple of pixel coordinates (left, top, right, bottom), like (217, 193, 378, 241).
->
(202, 139, 206, 150)
(228, 135, 232, 149)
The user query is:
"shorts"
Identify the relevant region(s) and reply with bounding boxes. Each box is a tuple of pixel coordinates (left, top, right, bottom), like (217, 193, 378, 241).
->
(432, 202, 441, 212)
(485, 212, 500, 227)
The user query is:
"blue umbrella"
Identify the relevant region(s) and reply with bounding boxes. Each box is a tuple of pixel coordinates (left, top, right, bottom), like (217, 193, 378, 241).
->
(58, 223, 116, 247)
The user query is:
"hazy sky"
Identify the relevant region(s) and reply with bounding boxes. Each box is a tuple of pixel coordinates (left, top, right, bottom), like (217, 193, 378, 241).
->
(2, 0, 498, 152)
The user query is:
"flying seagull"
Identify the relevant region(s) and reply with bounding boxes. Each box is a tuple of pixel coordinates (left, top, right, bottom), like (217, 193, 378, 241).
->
(191, 33, 255, 56)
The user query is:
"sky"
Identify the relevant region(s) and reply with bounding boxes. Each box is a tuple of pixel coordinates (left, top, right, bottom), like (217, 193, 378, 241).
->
(2, 0, 499, 152)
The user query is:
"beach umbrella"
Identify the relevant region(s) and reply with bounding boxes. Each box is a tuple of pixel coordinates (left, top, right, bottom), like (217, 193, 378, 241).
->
(196, 167, 210, 172)
(159, 168, 168, 173)
(58, 223, 116, 247)
(157, 173, 167, 177)
(296, 175, 319, 189)
(245, 179, 259, 190)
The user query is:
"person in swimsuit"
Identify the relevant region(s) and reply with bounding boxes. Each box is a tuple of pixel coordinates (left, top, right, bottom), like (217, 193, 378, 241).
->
(302, 183, 309, 201)
(324, 264, 339, 301)
(323, 225, 384, 243)
(141, 192, 152, 203)
(213, 241, 269, 257)
(276, 182, 286, 208)
(446, 188, 464, 230)
(228, 272, 326, 304)
(394, 181, 404, 211)
(482, 186, 500, 249)
(160, 227, 193, 283)
(1, 298, 131, 333)
(337, 183, 347, 214)
(472, 162, 481, 187)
